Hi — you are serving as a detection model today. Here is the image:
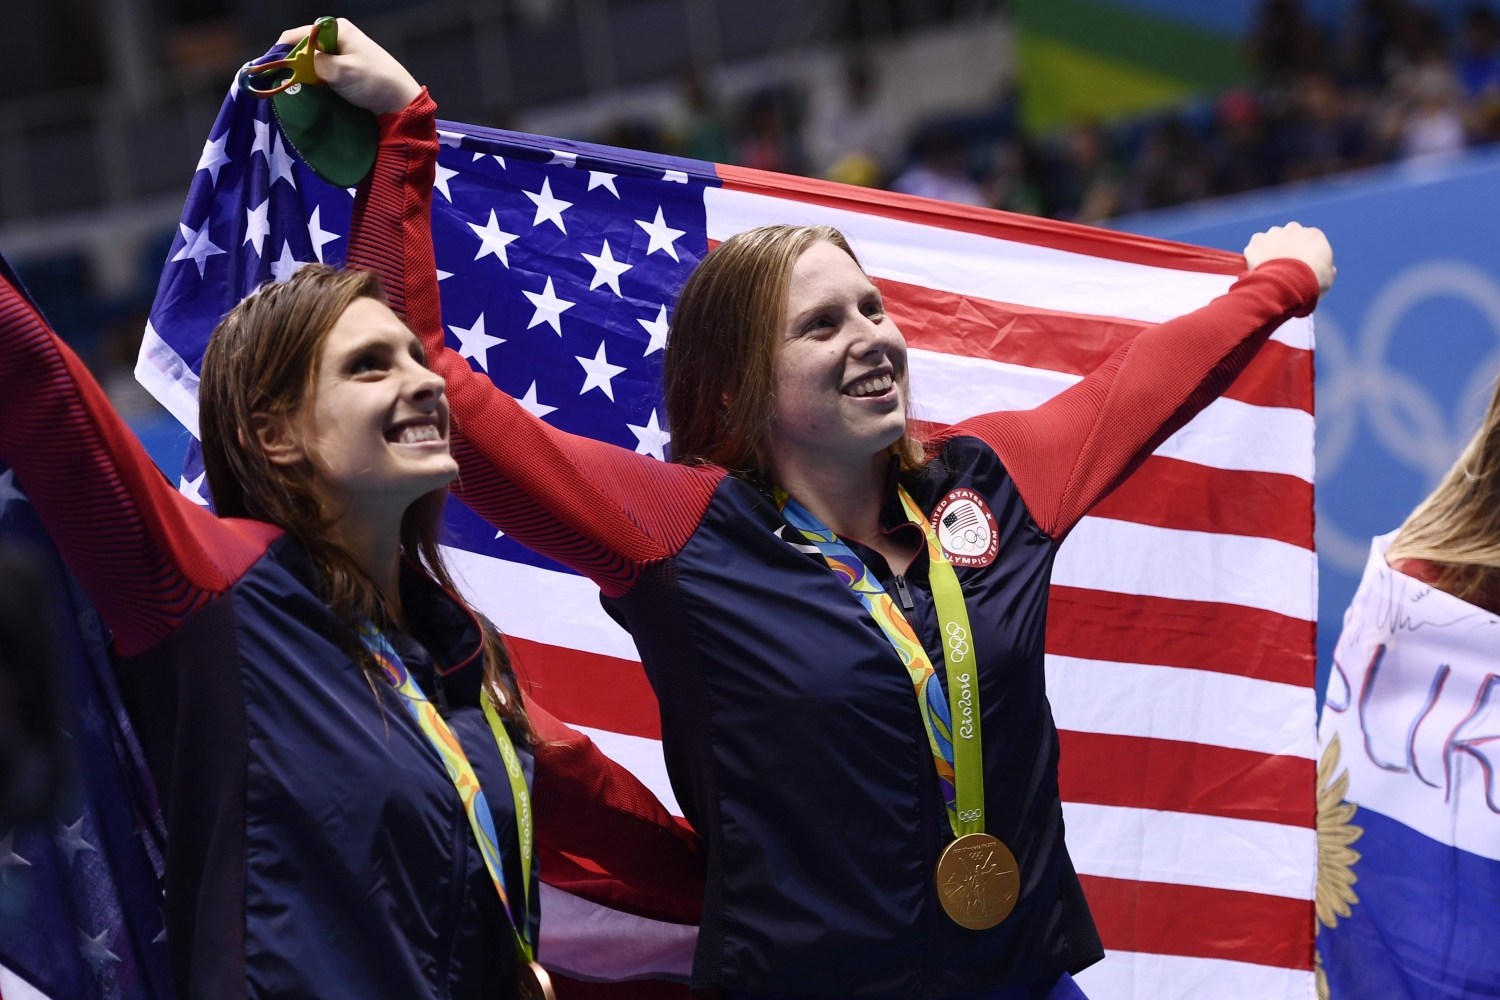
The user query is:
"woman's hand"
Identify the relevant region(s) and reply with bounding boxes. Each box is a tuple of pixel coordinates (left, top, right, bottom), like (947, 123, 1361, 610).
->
(1243, 222, 1336, 294)
(275, 19, 420, 117)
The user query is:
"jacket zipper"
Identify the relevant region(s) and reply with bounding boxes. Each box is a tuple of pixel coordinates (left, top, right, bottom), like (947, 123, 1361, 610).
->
(894, 574, 916, 613)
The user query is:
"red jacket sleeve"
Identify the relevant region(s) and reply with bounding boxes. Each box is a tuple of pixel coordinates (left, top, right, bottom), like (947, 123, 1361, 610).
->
(346, 92, 721, 598)
(934, 258, 1319, 540)
(0, 275, 281, 656)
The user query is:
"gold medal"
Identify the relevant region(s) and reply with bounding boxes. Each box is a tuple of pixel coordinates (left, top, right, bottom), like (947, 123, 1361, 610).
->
(936, 832, 1019, 929)
(518, 960, 557, 1000)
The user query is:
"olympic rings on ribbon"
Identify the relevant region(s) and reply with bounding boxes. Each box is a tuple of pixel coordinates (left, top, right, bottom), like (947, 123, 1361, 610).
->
(946, 621, 970, 661)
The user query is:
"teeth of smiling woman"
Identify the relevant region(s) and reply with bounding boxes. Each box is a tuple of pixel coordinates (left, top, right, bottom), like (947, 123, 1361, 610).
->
(396, 424, 441, 444)
(848, 375, 893, 397)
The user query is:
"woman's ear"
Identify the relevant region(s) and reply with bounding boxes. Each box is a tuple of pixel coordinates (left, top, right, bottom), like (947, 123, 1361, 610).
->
(248, 412, 306, 467)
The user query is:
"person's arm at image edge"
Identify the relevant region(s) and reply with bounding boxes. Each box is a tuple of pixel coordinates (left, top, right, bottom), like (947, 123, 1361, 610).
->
(0, 277, 279, 656)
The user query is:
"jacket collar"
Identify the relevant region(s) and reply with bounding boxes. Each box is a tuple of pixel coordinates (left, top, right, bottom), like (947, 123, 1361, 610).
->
(270, 536, 487, 705)
(398, 559, 486, 705)
(876, 454, 927, 544)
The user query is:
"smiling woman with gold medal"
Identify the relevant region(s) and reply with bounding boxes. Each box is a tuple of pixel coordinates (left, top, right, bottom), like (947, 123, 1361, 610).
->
(334, 30, 1337, 995)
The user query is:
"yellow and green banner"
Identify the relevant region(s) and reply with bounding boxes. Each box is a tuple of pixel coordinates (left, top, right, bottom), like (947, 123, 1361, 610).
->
(1015, 0, 1250, 133)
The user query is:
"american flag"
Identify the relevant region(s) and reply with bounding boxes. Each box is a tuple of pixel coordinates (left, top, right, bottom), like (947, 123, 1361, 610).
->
(0, 471, 174, 1000)
(130, 69, 1320, 999)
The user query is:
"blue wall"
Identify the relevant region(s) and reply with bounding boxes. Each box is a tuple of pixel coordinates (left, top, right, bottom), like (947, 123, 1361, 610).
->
(1115, 149, 1500, 703)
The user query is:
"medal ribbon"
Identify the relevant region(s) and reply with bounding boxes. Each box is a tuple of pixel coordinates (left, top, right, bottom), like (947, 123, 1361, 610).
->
(358, 624, 537, 961)
(777, 486, 985, 837)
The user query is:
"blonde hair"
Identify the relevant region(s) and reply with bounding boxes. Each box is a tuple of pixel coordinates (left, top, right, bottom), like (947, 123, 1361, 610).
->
(663, 223, 924, 482)
(1385, 371, 1500, 602)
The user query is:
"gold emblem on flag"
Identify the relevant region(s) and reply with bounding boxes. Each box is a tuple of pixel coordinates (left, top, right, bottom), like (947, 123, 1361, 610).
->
(936, 832, 1019, 929)
(1314, 733, 1364, 1000)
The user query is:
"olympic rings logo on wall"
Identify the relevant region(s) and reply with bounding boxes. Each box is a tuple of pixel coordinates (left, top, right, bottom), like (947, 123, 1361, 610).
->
(1315, 260, 1500, 574)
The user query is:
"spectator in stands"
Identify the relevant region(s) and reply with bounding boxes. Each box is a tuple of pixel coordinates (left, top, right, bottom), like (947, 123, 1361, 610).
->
(604, 119, 667, 156)
(983, 137, 1047, 216)
(1251, 0, 1327, 82)
(1335, 0, 1409, 88)
(1456, 6, 1500, 98)
(1457, 7, 1500, 142)
(1274, 71, 1367, 181)
(892, 128, 984, 206)
(737, 86, 802, 174)
(807, 55, 896, 188)
(1123, 116, 1208, 212)
(1372, 20, 1465, 161)
(1399, 68, 1467, 160)
(668, 68, 732, 164)
(1207, 89, 1274, 195)
(1049, 124, 1122, 223)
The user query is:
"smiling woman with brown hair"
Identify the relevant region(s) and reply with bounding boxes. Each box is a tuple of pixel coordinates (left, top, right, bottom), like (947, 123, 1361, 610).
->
(0, 24, 697, 1000)
(662, 224, 925, 478)
(198, 266, 526, 714)
(0, 253, 550, 998)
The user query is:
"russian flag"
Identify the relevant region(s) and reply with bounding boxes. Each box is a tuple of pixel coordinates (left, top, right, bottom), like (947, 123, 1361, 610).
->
(1318, 532, 1500, 998)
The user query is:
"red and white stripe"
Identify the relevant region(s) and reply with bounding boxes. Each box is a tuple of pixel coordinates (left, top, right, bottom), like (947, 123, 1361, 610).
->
(447, 166, 1317, 998)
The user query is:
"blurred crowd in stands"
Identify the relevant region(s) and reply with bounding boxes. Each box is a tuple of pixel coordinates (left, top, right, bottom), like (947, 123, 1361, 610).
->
(609, 0, 1500, 224)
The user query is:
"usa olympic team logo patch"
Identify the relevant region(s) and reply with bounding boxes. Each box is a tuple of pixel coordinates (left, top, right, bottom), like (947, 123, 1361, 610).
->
(930, 489, 999, 567)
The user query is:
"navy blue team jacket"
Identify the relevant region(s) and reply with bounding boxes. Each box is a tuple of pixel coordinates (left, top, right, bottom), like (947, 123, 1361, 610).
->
(116, 538, 539, 999)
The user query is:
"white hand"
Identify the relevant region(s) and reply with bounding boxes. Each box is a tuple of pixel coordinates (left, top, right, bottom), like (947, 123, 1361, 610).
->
(275, 19, 421, 117)
(1243, 221, 1336, 294)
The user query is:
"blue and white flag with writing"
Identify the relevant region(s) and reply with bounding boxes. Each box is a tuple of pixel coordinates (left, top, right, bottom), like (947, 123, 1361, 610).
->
(1318, 532, 1500, 998)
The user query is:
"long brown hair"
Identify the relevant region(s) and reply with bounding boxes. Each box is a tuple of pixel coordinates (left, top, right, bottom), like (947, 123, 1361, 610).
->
(663, 224, 925, 482)
(1385, 370, 1500, 603)
(198, 264, 531, 736)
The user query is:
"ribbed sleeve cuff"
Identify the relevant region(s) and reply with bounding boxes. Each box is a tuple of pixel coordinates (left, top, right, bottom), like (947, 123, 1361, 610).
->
(377, 87, 437, 145)
(1247, 257, 1321, 318)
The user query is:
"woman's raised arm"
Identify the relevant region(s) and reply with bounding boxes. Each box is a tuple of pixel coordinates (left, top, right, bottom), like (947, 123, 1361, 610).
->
(0, 266, 280, 655)
(936, 245, 1324, 540)
(346, 91, 721, 596)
